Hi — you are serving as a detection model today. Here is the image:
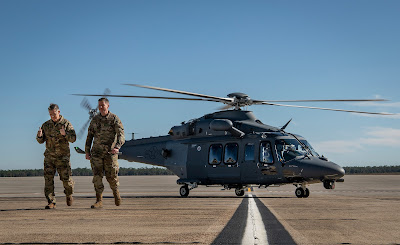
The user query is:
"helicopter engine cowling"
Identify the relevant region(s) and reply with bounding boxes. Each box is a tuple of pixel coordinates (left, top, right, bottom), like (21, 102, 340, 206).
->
(210, 119, 245, 138)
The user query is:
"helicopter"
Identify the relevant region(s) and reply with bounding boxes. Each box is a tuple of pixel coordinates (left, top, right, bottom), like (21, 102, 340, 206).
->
(74, 84, 395, 198)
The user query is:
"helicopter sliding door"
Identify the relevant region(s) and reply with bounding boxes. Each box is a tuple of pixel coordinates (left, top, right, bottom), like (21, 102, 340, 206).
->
(241, 140, 281, 184)
(206, 142, 241, 184)
(241, 142, 259, 183)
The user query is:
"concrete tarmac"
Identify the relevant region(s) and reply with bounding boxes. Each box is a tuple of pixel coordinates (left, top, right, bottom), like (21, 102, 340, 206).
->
(0, 175, 399, 244)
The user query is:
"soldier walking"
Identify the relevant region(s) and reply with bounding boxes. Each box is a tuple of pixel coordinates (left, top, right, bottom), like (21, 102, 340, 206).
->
(85, 98, 125, 208)
(36, 104, 76, 209)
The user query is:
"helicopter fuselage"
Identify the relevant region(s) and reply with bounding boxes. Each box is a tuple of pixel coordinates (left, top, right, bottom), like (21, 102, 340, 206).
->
(119, 110, 345, 197)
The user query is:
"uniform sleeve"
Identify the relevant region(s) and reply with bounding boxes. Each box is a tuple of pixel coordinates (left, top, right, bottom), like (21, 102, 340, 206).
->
(65, 121, 76, 143)
(85, 120, 95, 154)
(114, 116, 125, 149)
(36, 124, 46, 144)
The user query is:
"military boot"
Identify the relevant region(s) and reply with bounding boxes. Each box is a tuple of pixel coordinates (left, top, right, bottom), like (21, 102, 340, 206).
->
(91, 193, 103, 209)
(66, 195, 73, 206)
(113, 190, 121, 206)
(45, 203, 56, 209)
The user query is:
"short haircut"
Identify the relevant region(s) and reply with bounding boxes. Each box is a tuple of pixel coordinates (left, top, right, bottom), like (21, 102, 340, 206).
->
(48, 103, 59, 110)
(98, 97, 109, 104)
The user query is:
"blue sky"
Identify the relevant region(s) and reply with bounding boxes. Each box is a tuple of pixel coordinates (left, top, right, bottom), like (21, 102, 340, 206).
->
(1, 0, 400, 170)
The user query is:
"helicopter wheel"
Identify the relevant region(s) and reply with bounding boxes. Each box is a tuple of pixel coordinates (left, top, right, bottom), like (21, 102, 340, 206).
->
(303, 188, 310, 198)
(323, 180, 335, 189)
(235, 188, 245, 197)
(180, 185, 189, 197)
(295, 187, 305, 198)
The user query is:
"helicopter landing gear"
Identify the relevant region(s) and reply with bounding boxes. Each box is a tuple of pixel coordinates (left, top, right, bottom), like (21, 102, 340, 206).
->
(295, 183, 310, 198)
(180, 185, 189, 197)
(323, 180, 335, 189)
(179, 182, 198, 197)
(235, 188, 245, 197)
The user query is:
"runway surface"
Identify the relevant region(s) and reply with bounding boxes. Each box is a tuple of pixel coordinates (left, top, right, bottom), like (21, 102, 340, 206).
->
(0, 175, 399, 244)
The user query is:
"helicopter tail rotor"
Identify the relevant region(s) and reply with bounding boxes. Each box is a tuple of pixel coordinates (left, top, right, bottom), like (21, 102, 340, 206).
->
(77, 88, 111, 139)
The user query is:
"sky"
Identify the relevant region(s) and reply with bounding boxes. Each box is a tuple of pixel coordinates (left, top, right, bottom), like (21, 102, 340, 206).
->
(1, 0, 400, 170)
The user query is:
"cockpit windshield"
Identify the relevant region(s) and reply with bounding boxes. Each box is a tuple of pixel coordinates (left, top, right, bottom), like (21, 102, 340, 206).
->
(300, 140, 320, 157)
(275, 139, 315, 163)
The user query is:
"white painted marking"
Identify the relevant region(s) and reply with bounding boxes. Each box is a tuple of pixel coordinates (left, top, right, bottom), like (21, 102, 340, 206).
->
(241, 194, 268, 245)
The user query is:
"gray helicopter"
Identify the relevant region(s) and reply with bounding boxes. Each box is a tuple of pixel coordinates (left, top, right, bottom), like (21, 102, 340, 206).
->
(75, 84, 395, 198)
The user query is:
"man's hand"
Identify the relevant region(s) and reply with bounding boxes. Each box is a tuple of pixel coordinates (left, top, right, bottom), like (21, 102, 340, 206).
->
(37, 127, 43, 137)
(86, 153, 91, 160)
(110, 148, 119, 154)
(60, 126, 66, 136)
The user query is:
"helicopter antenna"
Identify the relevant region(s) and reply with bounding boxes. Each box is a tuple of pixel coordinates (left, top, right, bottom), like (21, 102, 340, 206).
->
(280, 118, 292, 131)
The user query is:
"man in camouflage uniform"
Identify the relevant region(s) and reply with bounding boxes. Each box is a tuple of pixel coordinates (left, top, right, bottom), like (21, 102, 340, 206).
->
(36, 103, 76, 209)
(85, 97, 125, 208)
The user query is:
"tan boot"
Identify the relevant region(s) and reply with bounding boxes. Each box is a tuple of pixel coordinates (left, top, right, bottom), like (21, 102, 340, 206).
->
(45, 203, 56, 209)
(113, 190, 121, 206)
(91, 193, 103, 209)
(66, 195, 73, 206)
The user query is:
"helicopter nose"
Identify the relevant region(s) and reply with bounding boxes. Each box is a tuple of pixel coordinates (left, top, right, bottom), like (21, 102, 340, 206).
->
(299, 159, 345, 180)
(324, 163, 345, 179)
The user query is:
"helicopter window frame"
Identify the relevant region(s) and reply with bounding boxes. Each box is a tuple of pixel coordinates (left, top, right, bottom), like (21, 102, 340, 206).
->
(223, 143, 239, 165)
(208, 144, 223, 165)
(244, 143, 255, 161)
(259, 141, 274, 165)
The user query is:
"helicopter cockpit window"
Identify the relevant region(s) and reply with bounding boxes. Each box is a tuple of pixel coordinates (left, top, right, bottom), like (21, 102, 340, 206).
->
(245, 143, 255, 161)
(260, 142, 274, 164)
(209, 144, 223, 165)
(275, 139, 309, 163)
(300, 140, 320, 157)
(224, 143, 238, 164)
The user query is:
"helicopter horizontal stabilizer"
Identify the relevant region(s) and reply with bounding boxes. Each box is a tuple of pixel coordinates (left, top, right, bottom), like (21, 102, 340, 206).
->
(74, 147, 85, 154)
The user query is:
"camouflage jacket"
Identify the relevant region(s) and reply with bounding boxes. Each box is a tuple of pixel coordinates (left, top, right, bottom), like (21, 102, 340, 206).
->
(36, 115, 76, 156)
(85, 111, 125, 156)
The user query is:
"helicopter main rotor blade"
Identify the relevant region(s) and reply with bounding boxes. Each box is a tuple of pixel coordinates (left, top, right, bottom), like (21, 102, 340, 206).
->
(103, 88, 111, 96)
(80, 97, 92, 111)
(72, 94, 222, 102)
(253, 99, 389, 103)
(259, 102, 396, 115)
(123, 84, 233, 103)
(77, 119, 91, 140)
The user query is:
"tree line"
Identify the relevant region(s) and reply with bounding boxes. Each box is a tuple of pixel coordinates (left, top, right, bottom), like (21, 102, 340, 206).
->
(343, 165, 400, 175)
(0, 165, 399, 177)
(0, 167, 174, 177)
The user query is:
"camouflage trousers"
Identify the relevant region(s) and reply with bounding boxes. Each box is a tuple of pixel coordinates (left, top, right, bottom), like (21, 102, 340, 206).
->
(90, 153, 119, 195)
(44, 154, 74, 204)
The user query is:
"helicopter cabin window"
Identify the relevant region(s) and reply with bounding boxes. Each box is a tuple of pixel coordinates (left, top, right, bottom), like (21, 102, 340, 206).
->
(209, 144, 223, 165)
(224, 143, 238, 164)
(245, 143, 255, 161)
(260, 142, 274, 164)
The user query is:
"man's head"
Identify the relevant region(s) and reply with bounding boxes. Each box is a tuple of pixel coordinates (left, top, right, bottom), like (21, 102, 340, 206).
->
(98, 97, 110, 116)
(48, 103, 61, 122)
